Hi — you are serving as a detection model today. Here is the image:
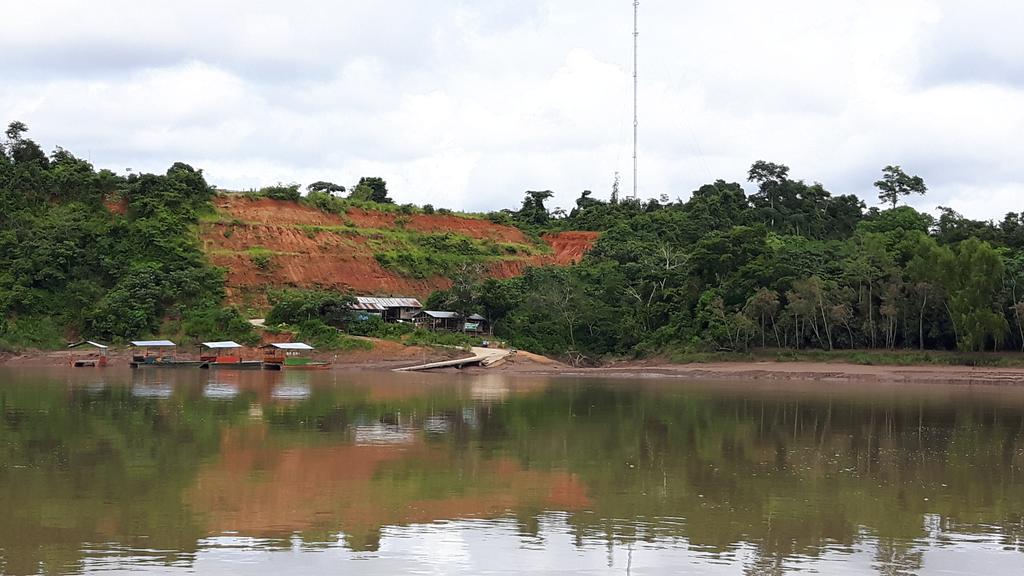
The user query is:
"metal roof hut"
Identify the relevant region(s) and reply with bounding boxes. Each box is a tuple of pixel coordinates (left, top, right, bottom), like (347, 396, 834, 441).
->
(129, 340, 176, 365)
(67, 340, 109, 367)
(355, 297, 422, 323)
(414, 310, 463, 331)
(464, 314, 490, 334)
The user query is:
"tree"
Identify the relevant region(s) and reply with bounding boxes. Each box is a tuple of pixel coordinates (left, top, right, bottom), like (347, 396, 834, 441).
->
(874, 165, 926, 209)
(349, 177, 392, 203)
(939, 238, 1007, 351)
(747, 161, 790, 228)
(4, 120, 27, 142)
(516, 190, 554, 226)
(307, 181, 345, 195)
(3, 120, 47, 166)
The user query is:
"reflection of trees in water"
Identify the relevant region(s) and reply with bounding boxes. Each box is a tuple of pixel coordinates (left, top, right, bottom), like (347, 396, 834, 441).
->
(0, 378, 253, 574)
(3, 375, 1024, 573)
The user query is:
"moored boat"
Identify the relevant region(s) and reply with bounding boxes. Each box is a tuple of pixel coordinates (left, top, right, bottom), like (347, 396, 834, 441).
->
(67, 341, 109, 367)
(129, 340, 204, 368)
(261, 342, 331, 371)
(198, 341, 263, 370)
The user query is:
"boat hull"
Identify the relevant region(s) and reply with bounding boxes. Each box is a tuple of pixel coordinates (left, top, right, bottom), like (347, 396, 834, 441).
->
(199, 361, 263, 370)
(263, 362, 331, 371)
(130, 360, 204, 369)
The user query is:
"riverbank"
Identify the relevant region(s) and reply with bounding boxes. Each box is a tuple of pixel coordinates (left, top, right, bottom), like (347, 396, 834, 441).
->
(0, 339, 461, 371)
(7, 345, 1024, 386)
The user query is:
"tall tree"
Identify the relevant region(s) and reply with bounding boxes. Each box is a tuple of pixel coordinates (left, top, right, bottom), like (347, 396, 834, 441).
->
(306, 181, 345, 195)
(874, 165, 926, 209)
(349, 177, 392, 203)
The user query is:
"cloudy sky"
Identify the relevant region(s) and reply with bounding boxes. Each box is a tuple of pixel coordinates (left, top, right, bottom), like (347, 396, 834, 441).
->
(1, 1, 1021, 218)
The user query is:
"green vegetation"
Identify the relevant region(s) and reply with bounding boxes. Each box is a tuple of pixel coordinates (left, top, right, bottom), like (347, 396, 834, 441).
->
(371, 231, 539, 278)
(263, 289, 371, 350)
(0, 121, 254, 348)
(435, 162, 1024, 361)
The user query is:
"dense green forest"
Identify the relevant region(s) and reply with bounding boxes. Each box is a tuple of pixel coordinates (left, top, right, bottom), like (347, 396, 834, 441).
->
(437, 164, 1024, 360)
(5, 122, 1024, 360)
(0, 122, 255, 348)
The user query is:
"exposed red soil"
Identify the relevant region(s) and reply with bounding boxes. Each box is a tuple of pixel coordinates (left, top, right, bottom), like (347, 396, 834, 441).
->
(541, 231, 600, 265)
(103, 195, 127, 216)
(203, 195, 598, 305)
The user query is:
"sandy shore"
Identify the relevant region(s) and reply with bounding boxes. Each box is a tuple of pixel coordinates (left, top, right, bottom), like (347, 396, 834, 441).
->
(477, 356, 1024, 386)
(6, 346, 1024, 386)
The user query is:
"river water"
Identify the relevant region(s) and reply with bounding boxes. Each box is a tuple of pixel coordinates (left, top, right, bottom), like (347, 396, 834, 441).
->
(1, 368, 1022, 575)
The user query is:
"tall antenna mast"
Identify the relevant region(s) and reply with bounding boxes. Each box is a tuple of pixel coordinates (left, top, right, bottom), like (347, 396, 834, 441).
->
(632, 1, 639, 200)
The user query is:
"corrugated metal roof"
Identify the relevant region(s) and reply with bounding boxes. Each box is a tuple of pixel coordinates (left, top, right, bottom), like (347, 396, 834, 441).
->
(356, 296, 422, 308)
(68, 340, 108, 349)
(264, 342, 315, 350)
(201, 341, 242, 349)
(422, 310, 460, 319)
(130, 340, 176, 347)
(349, 302, 386, 311)
(468, 314, 487, 321)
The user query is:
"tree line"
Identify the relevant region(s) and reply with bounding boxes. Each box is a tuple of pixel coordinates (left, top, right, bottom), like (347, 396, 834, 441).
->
(435, 163, 1024, 358)
(0, 122, 255, 347)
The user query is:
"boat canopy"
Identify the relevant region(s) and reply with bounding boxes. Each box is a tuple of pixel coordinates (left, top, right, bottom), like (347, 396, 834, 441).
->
(130, 340, 176, 347)
(68, 340, 108, 349)
(264, 342, 315, 350)
(201, 341, 242, 349)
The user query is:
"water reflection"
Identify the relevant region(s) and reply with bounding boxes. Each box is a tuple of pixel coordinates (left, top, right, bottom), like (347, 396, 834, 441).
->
(1, 368, 1023, 574)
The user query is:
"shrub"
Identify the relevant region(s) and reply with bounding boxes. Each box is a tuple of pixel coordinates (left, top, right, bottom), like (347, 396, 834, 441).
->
(267, 289, 354, 326)
(259, 184, 301, 201)
(297, 320, 373, 351)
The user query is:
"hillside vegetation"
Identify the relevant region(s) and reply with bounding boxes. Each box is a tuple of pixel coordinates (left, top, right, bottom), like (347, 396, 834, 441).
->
(0, 124, 595, 349)
(6, 123, 1022, 363)
(202, 195, 595, 309)
(434, 167, 1024, 362)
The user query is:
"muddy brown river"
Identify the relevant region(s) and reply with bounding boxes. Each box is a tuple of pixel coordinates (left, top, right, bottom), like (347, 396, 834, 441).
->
(1, 368, 1022, 574)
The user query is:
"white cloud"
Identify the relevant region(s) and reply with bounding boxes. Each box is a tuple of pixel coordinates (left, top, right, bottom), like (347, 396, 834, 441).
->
(1, 0, 1022, 220)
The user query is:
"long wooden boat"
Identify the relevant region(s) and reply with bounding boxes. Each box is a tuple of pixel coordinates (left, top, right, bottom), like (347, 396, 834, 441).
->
(263, 360, 332, 371)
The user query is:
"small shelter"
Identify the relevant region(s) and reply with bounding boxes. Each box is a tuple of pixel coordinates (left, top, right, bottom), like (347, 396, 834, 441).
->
(262, 342, 315, 364)
(464, 314, 490, 334)
(200, 341, 244, 363)
(414, 310, 463, 332)
(130, 340, 176, 364)
(67, 341, 109, 367)
(355, 297, 423, 323)
(261, 342, 330, 370)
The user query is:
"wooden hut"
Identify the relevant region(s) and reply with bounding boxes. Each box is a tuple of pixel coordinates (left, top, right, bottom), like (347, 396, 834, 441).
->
(355, 297, 422, 323)
(464, 314, 490, 334)
(414, 310, 463, 331)
(67, 341, 109, 367)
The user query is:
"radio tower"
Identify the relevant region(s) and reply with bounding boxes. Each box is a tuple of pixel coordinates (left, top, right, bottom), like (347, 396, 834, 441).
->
(632, 1, 639, 200)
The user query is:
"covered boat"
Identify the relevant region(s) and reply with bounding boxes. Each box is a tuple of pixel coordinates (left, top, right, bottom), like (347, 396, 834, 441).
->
(67, 341, 109, 367)
(129, 340, 202, 368)
(261, 342, 330, 371)
(198, 341, 262, 370)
